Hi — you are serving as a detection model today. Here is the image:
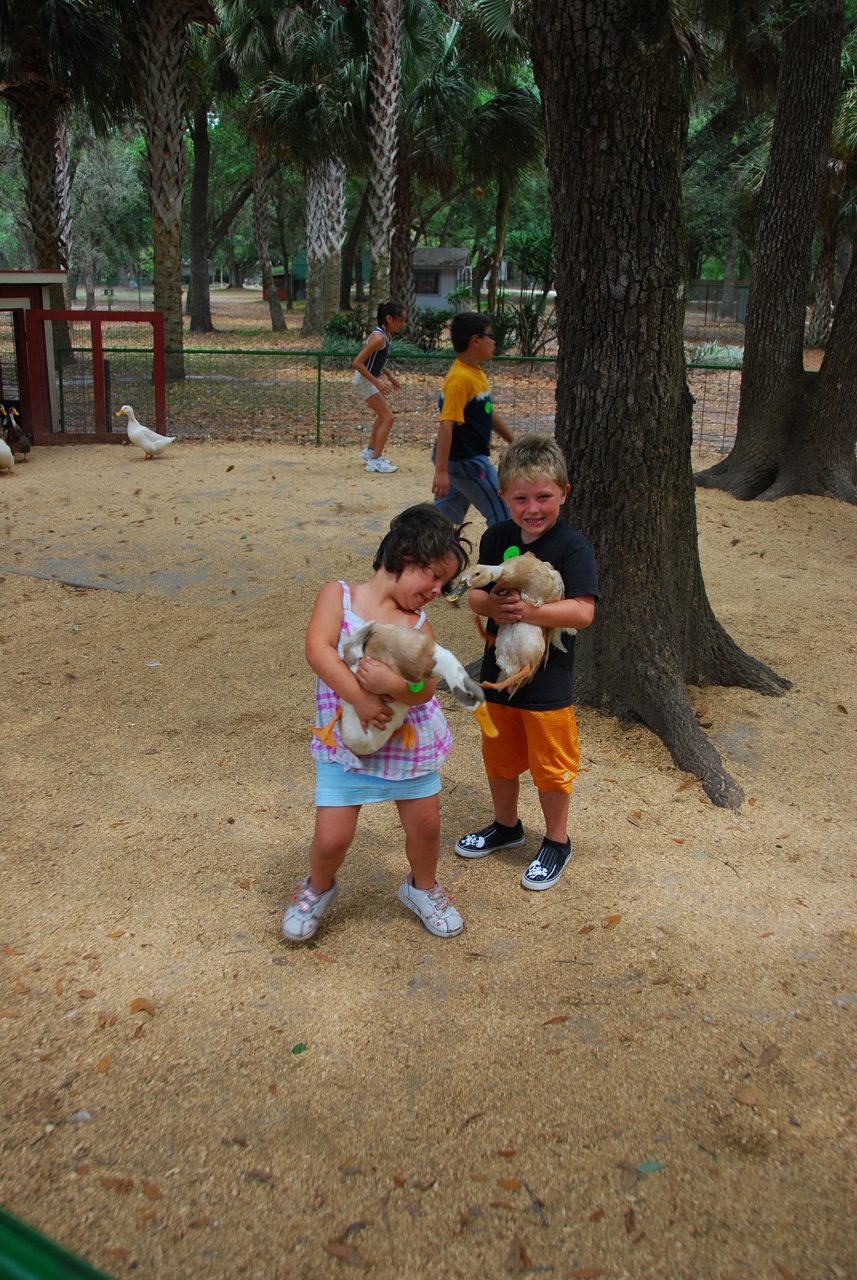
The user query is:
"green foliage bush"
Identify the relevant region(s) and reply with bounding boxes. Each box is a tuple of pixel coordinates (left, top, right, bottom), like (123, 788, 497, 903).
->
(410, 306, 455, 352)
(323, 312, 366, 344)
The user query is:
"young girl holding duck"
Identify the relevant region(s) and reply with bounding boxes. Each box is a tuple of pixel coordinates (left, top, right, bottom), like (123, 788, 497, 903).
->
(282, 504, 471, 942)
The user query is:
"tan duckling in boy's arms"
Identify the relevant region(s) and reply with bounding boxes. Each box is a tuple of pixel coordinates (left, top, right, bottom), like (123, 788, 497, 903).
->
(455, 552, 577, 698)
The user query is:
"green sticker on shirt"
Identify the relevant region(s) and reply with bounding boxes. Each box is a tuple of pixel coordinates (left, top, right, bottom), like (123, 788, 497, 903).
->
(485, 400, 492, 413)
(503, 546, 520, 561)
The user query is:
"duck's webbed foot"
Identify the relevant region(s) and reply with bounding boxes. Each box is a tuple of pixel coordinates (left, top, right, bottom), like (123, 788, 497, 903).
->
(480, 665, 531, 692)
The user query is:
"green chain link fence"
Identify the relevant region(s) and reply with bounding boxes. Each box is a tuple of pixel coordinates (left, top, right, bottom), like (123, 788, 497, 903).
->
(52, 347, 743, 455)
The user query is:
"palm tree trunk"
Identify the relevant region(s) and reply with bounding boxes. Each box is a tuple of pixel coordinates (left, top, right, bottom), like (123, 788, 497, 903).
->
(302, 160, 326, 337)
(322, 159, 346, 327)
(390, 139, 416, 334)
(254, 142, 286, 333)
(137, 0, 216, 381)
(366, 0, 403, 315)
(4, 86, 73, 352)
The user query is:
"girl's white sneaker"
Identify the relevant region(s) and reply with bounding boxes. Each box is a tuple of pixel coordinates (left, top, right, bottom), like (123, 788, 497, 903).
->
(281, 878, 340, 940)
(397, 877, 463, 937)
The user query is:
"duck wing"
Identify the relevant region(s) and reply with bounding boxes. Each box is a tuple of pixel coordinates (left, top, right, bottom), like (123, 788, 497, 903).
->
(131, 424, 174, 451)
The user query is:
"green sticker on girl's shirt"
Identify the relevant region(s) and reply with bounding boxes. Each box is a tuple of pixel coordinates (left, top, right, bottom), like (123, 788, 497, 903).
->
(503, 546, 520, 561)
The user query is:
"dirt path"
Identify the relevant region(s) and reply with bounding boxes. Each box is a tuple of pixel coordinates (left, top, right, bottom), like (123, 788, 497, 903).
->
(1, 439, 855, 1280)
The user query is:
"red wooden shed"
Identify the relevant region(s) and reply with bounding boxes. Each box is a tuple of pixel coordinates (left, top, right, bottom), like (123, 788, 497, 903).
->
(0, 271, 166, 444)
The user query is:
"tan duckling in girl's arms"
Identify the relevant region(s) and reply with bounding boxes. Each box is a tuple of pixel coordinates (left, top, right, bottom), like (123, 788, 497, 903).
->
(313, 621, 497, 756)
(452, 551, 576, 698)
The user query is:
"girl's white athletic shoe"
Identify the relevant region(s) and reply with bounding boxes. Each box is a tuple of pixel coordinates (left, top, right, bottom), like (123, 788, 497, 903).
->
(281, 878, 340, 940)
(397, 877, 463, 937)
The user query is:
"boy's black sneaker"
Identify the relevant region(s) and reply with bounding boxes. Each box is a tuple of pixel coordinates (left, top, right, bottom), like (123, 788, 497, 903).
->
(454, 819, 525, 859)
(521, 837, 572, 890)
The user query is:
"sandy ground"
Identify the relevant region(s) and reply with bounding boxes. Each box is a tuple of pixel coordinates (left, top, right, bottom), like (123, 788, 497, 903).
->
(0, 438, 855, 1280)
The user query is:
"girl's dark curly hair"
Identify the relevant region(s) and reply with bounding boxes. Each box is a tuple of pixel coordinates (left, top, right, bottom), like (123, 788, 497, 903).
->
(373, 504, 471, 593)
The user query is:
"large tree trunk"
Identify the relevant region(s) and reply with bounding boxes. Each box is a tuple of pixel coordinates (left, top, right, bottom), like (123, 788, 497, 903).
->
(695, 0, 845, 500)
(719, 225, 740, 321)
(341, 187, 369, 312)
(187, 104, 214, 334)
(224, 245, 245, 289)
(253, 142, 286, 333)
(301, 160, 326, 337)
(749, 250, 857, 502)
(322, 159, 346, 327)
(805, 229, 835, 348)
(834, 228, 852, 301)
(366, 0, 402, 316)
(531, 0, 790, 809)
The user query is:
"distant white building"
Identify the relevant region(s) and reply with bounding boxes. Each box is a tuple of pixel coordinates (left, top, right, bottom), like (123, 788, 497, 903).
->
(412, 247, 475, 310)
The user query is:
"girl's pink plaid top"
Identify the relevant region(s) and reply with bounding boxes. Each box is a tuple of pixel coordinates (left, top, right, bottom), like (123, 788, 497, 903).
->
(310, 582, 452, 778)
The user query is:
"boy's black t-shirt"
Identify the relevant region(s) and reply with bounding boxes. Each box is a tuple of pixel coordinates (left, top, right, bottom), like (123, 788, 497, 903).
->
(477, 518, 599, 711)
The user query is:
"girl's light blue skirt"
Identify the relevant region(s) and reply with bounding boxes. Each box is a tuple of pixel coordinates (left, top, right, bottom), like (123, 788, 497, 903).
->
(314, 760, 441, 807)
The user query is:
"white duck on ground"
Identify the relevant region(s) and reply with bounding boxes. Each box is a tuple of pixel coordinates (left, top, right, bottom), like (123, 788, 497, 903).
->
(117, 405, 176, 458)
(312, 621, 497, 756)
(0, 432, 14, 474)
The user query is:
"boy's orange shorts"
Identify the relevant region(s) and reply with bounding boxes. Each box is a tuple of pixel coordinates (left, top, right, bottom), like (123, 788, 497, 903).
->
(480, 703, 580, 794)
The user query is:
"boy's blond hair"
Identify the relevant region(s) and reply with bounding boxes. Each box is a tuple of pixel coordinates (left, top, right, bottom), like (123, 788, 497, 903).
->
(498, 432, 568, 491)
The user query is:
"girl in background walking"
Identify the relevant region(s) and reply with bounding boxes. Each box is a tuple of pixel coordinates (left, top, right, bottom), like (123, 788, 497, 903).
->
(353, 301, 407, 474)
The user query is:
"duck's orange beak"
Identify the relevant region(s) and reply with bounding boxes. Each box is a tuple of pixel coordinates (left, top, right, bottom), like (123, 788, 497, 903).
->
(472, 701, 498, 738)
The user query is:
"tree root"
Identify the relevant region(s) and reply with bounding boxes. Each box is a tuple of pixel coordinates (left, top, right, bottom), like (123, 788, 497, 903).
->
(699, 621, 792, 696)
(636, 679, 745, 809)
(694, 456, 777, 501)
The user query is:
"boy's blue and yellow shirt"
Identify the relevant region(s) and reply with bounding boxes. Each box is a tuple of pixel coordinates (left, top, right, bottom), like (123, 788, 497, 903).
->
(439, 359, 493, 460)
